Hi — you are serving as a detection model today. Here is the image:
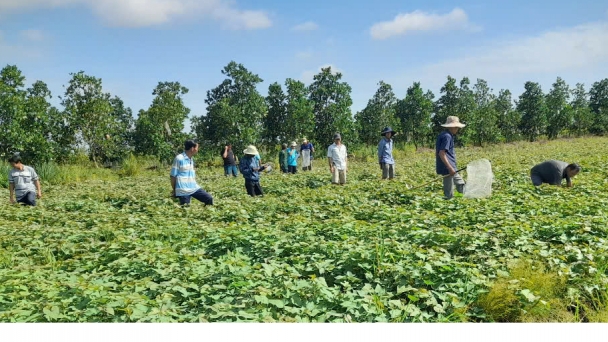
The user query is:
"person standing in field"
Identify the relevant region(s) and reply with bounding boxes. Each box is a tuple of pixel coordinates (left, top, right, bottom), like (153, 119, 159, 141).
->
(300, 138, 314, 171)
(378, 127, 396, 180)
(170, 140, 213, 206)
(8, 154, 42, 206)
(287, 142, 299, 174)
(239, 145, 267, 197)
(221, 143, 238, 177)
(327, 133, 348, 185)
(278, 143, 289, 173)
(436, 116, 466, 199)
(530, 160, 581, 187)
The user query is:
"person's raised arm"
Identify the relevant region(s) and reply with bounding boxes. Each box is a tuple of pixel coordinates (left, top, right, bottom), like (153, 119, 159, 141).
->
(222, 146, 228, 159)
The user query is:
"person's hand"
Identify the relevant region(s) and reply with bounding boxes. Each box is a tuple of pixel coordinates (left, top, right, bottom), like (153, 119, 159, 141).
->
(9, 198, 15, 204)
(449, 168, 456, 176)
(330, 166, 335, 174)
(37, 192, 42, 199)
(171, 189, 176, 197)
(379, 162, 383, 170)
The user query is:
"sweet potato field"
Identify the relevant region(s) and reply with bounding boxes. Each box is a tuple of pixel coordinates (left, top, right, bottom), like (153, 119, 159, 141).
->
(1, 137, 607, 322)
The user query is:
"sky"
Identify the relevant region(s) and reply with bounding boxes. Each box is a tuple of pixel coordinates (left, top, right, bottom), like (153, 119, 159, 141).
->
(1, 0, 608, 132)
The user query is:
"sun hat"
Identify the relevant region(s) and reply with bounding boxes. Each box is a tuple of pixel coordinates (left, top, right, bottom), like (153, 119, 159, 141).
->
(380, 127, 396, 136)
(333, 133, 341, 140)
(441, 116, 466, 128)
(243, 145, 259, 155)
(290, 141, 297, 147)
(302, 137, 308, 143)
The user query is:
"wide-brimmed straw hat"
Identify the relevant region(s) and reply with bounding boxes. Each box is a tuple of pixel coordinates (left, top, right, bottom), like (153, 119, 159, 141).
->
(290, 141, 297, 147)
(302, 137, 308, 143)
(381, 127, 396, 136)
(243, 145, 259, 155)
(441, 116, 466, 128)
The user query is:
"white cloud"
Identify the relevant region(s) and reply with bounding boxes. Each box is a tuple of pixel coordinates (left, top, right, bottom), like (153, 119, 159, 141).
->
(295, 50, 313, 60)
(384, 20, 608, 103)
(370, 8, 479, 40)
(292, 21, 319, 32)
(0, 30, 44, 62)
(300, 64, 343, 84)
(0, 0, 272, 29)
(20, 29, 45, 41)
(419, 21, 608, 79)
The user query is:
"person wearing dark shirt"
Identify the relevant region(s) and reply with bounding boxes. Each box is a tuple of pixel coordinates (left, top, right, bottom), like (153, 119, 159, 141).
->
(300, 138, 314, 171)
(530, 160, 581, 187)
(239, 145, 267, 197)
(222, 143, 238, 177)
(278, 143, 288, 173)
(436, 116, 466, 199)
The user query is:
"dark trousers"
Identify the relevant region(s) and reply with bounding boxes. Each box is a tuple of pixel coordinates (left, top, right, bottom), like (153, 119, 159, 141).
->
(178, 188, 213, 206)
(17, 191, 36, 206)
(288, 165, 297, 174)
(245, 180, 263, 197)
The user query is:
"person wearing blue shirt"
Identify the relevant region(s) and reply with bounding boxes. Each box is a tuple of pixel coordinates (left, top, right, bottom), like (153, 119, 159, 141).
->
(239, 145, 267, 197)
(287, 141, 299, 174)
(300, 138, 314, 171)
(436, 116, 466, 199)
(377, 127, 396, 180)
(170, 140, 213, 206)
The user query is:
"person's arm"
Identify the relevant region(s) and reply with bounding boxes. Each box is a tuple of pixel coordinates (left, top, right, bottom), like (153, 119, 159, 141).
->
(170, 176, 177, 196)
(439, 150, 456, 176)
(35, 179, 42, 199)
(9, 183, 15, 203)
(328, 157, 334, 173)
(344, 147, 348, 172)
(222, 146, 228, 159)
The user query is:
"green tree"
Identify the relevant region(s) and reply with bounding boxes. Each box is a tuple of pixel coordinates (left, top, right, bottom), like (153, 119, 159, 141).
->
(396, 82, 433, 149)
(469, 79, 499, 146)
(570, 83, 593, 137)
(354, 81, 398, 145)
(433, 76, 459, 137)
(285, 78, 314, 144)
(23, 81, 56, 162)
(62, 71, 131, 166)
(134, 82, 189, 162)
(308, 66, 355, 146)
(193, 61, 266, 153)
(545, 77, 571, 140)
(517, 81, 547, 142)
(589, 78, 608, 135)
(263, 82, 288, 146)
(494, 89, 520, 142)
(0, 65, 28, 160)
(456, 77, 476, 145)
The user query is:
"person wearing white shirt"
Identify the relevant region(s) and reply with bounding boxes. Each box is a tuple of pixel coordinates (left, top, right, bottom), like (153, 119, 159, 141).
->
(327, 133, 347, 185)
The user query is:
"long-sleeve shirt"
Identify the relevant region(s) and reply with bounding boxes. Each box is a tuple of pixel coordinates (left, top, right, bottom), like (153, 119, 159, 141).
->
(377, 138, 394, 165)
(278, 150, 288, 170)
(240, 155, 263, 181)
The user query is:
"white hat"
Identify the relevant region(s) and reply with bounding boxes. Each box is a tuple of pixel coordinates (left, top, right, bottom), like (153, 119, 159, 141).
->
(290, 141, 297, 147)
(441, 116, 466, 128)
(243, 145, 259, 155)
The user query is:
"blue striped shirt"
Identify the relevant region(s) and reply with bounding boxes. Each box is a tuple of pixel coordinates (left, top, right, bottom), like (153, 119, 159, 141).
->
(170, 152, 201, 196)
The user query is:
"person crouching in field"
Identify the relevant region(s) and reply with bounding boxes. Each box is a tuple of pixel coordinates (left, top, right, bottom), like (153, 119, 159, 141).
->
(240, 145, 267, 197)
(530, 160, 581, 187)
(8, 154, 42, 206)
(278, 143, 288, 173)
(287, 142, 299, 174)
(170, 140, 214, 206)
(436, 116, 466, 199)
(327, 133, 347, 185)
(378, 126, 396, 180)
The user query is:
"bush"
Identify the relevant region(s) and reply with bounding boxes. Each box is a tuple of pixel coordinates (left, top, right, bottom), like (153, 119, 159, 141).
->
(120, 154, 140, 177)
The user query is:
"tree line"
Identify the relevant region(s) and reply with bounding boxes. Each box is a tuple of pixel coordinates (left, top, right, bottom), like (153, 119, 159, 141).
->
(1, 62, 607, 165)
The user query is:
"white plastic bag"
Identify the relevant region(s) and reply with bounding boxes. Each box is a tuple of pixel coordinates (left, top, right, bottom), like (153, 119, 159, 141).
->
(302, 149, 311, 168)
(464, 159, 494, 199)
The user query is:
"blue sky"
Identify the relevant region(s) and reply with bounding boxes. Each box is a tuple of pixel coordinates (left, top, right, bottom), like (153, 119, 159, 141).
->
(1, 0, 608, 131)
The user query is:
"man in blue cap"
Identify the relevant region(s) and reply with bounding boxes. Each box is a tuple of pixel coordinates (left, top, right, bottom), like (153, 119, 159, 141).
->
(378, 127, 396, 180)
